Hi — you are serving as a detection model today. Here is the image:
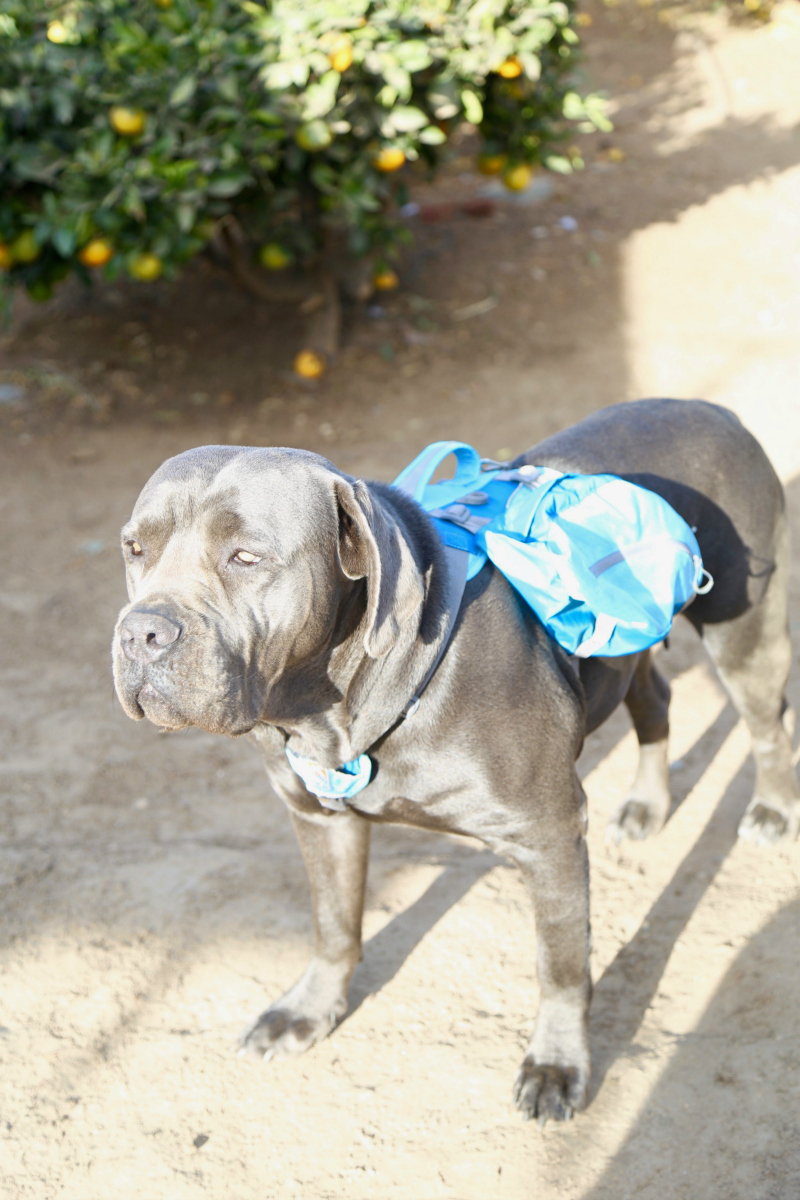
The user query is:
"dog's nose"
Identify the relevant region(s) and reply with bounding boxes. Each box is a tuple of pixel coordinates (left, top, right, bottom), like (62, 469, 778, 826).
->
(120, 609, 182, 663)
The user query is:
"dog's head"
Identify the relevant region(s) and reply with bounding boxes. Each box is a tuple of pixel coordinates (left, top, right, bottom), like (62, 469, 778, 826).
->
(112, 446, 424, 736)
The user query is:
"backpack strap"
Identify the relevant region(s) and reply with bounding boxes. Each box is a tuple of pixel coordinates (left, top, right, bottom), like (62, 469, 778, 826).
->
(393, 441, 482, 504)
(399, 539, 469, 720)
(393, 443, 479, 717)
(429, 503, 493, 534)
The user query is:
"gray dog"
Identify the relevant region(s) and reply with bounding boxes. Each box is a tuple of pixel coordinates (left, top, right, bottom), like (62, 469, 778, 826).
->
(112, 398, 798, 1124)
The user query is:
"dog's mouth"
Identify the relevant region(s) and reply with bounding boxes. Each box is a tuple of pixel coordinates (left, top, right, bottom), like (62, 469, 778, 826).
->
(132, 679, 256, 737)
(113, 629, 260, 735)
(136, 680, 188, 730)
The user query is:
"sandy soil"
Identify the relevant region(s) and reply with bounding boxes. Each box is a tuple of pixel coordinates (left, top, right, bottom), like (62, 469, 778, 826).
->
(2, 3, 800, 1197)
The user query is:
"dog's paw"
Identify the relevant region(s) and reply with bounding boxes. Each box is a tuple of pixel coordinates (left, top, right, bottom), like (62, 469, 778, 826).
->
(239, 1005, 338, 1061)
(606, 798, 665, 844)
(512, 1058, 587, 1127)
(738, 800, 799, 846)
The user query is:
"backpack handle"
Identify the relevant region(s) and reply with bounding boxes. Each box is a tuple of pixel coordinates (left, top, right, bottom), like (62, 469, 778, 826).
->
(392, 441, 481, 503)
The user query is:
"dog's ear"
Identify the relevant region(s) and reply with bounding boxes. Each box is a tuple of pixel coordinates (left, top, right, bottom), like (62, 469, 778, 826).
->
(334, 478, 424, 658)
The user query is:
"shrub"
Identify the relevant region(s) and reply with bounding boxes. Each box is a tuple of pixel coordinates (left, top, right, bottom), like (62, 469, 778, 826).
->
(0, 0, 609, 302)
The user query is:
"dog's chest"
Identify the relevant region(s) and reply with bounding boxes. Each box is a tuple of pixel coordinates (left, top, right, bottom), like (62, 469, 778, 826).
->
(338, 748, 520, 843)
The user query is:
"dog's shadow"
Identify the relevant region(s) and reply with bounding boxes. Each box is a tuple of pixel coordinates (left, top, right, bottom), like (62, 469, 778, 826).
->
(344, 702, 753, 1097)
(344, 704, 640, 1020)
(345, 849, 498, 1018)
(665, 702, 740, 822)
(590, 731, 752, 1096)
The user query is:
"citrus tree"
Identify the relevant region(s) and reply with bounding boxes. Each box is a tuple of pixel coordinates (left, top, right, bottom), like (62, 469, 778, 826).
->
(0, 0, 608, 311)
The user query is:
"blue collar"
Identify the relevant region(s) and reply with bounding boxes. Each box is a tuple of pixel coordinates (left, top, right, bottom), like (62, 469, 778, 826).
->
(285, 746, 373, 811)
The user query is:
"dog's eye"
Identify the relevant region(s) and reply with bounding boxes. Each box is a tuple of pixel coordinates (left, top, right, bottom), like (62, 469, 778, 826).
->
(130, 541, 143, 557)
(233, 550, 261, 565)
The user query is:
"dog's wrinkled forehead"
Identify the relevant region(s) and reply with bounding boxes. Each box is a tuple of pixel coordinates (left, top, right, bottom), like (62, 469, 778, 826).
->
(128, 444, 345, 551)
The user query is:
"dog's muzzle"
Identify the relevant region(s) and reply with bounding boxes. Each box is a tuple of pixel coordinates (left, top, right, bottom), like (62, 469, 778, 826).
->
(120, 608, 182, 664)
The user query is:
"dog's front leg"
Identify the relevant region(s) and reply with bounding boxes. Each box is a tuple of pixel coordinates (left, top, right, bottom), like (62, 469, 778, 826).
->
(240, 809, 370, 1060)
(510, 781, 592, 1124)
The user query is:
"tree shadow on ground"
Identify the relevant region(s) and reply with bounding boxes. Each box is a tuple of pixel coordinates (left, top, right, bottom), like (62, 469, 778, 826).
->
(585, 891, 800, 1200)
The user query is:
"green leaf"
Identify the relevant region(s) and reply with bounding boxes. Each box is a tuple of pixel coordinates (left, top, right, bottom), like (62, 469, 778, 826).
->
(563, 91, 613, 133)
(418, 126, 446, 145)
(217, 75, 239, 104)
(461, 90, 483, 125)
(429, 82, 459, 120)
(387, 105, 428, 133)
(261, 58, 309, 89)
(518, 53, 541, 82)
(207, 172, 253, 197)
(302, 70, 340, 121)
(253, 109, 283, 125)
(544, 155, 573, 174)
(584, 94, 614, 133)
(51, 88, 75, 125)
(170, 75, 197, 107)
(381, 63, 411, 99)
(123, 186, 146, 220)
(562, 92, 584, 120)
(176, 202, 196, 232)
(14, 151, 65, 182)
(393, 40, 432, 73)
(52, 227, 76, 257)
(310, 163, 337, 193)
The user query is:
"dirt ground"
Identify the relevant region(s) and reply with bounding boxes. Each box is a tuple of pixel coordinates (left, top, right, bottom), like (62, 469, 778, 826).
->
(2, 3, 800, 1197)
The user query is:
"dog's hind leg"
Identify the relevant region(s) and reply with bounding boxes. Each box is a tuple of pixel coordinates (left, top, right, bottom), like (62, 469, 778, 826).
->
(240, 808, 370, 1059)
(703, 509, 799, 845)
(606, 648, 672, 843)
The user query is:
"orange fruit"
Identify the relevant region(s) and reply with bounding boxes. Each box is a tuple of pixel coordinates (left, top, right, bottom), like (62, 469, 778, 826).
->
(259, 242, 293, 270)
(0, 243, 12, 270)
(295, 120, 333, 151)
(497, 57, 523, 79)
(373, 269, 399, 290)
(373, 147, 406, 172)
(294, 350, 326, 379)
(46, 20, 69, 43)
(110, 107, 146, 136)
(79, 238, 114, 268)
(477, 153, 507, 175)
(128, 252, 163, 281)
(327, 34, 353, 72)
(503, 163, 533, 191)
(11, 230, 41, 263)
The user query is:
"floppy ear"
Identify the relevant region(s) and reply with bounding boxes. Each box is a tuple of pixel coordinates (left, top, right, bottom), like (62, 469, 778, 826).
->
(334, 478, 424, 659)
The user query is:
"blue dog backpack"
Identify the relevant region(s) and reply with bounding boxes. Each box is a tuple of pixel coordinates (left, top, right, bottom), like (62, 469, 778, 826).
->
(393, 441, 713, 659)
(285, 440, 713, 806)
